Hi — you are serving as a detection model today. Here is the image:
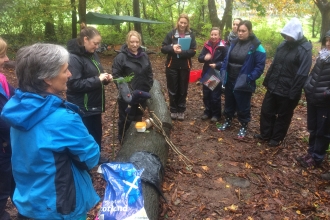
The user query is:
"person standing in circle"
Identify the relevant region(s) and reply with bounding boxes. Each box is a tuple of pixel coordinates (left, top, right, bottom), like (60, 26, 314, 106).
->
(161, 13, 197, 121)
(296, 30, 330, 170)
(219, 20, 266, 138)
(227, 18, 243, 45)
(66, 23, 112, 164)
(1, 43, 100, 219)
(198, 27, 228, 122)
(254, 18, 312, 147)
(112, 31, 154, 143)
(0, 37, 15, 220)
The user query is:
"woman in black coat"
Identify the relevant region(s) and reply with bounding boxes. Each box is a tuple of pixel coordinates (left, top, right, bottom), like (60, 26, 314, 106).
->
(161, 13, 197, 121)
(254, 18, 312, 147)
(198, 27, 227, 122)
(112, 31, 154, 143)
(296, 30, 330, 172)
(67, 24, 112, 164)
(0, 37, 15, 220)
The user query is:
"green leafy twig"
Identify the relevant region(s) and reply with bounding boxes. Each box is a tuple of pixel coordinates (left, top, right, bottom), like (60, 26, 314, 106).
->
(113, 73, 134, 83)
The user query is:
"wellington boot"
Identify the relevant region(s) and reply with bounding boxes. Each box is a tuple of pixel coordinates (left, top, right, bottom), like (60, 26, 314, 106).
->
(218, 117, 232, 131)
(237, 122, 248, 138)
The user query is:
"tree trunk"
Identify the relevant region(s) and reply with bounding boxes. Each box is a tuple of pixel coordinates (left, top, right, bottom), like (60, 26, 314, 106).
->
(45, 21, 57, 43)
(208, 0, 221, 28)
(133, 0, 143, 41)
(78, 0, 86, 24)
(71, 0, 77, 38)
(115, 3, 121, 32)
(314, 0, 330, 41)
(43, 0, 57, 43)
(311, 11, 319, 38)
(223, 0, 233, 39)
(142, 2, 152, 42)
(320, 9, 330, 41)
(115, 80, 172, 220)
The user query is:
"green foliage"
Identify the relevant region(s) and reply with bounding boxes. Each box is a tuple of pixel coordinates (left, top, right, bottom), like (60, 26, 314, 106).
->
(252, 19, 285, 58)
(255, 75, 266, 94)
(113, 73, 135, 83)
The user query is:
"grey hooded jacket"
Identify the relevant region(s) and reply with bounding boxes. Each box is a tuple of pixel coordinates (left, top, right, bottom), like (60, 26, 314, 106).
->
(263, 18, 312, 100)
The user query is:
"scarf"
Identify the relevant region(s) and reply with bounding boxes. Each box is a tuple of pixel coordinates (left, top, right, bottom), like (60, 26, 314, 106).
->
(0, 73, 10, 98)
(228, 31, 237, 43)
(318, 48, 330, 63)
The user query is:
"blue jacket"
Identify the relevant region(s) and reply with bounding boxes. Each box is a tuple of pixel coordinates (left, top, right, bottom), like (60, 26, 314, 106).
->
(1, 89, 100, 219)
(221, 34, 266, 92)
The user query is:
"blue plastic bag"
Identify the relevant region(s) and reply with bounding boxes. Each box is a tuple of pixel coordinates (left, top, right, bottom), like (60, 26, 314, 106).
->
(96, 163, 149, 220)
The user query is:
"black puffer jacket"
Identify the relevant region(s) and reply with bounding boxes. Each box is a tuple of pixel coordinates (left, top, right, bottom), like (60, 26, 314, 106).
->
(161, 29, 197, 69)
(112, 44, 153, 93)
(304, 30, 330, 107)
(263, 37, 312, 100)
(66, 39, 105, 117)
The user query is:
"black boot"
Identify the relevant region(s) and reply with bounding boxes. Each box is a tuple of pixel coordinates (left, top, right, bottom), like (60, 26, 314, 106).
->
(219, 117, 232, 131)
(237, 122, 248, 138)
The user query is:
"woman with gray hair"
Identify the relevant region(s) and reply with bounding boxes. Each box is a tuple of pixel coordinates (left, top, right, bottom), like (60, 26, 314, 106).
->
(1, 43, 100, 219)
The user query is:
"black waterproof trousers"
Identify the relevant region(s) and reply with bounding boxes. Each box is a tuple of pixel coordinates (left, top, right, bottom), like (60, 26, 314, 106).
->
(82, 114, 102, 150)
(307, 104, 330, 162)
(259, 91, 299, 142)
(165, 68, 190, 113)
(117, 99, 146, 141)
(202, 84, 222, 119)
(0, 144, 15, 220)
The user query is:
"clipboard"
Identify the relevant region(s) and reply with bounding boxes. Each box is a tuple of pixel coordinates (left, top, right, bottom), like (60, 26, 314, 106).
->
(177, 38, 191, 58)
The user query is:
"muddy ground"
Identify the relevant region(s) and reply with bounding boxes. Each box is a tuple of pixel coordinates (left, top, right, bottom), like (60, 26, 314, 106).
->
(3, 49, 330, 220)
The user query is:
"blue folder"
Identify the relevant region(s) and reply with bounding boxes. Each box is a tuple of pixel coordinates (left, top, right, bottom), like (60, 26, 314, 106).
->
(177, 38, 191, 58)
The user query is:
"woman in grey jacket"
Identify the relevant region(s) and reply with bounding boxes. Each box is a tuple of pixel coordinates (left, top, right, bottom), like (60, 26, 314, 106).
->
(254, 18, 312, 147)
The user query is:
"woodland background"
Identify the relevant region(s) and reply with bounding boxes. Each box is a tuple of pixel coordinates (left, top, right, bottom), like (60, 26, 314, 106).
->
(0, 0, 330, 59)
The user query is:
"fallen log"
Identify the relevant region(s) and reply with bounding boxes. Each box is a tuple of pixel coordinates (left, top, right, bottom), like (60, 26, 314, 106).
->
(115, 79, 171, 220)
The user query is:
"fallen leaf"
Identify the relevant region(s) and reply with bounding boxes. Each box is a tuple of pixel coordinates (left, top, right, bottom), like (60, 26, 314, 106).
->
(296, 210, 301, 214)
(199, 204, 206, 212)
(227, 161, 238, 166)
(189, 121, 195, 125)
(245, 162, 252, 169)
(201, 165, 209, 171)
(196, 173, 202, 178)
(226, 184, 230, 188)
(273, 198, 283, 206)
(162, 182, 175, 192)
(217, 177, 225, 183)
(302, 170, 308, 176)
(224, 204, 238, 212)
(267, 161, 277, 167)
(171, 188, 177, 203)
(218, 138, 223, 142)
